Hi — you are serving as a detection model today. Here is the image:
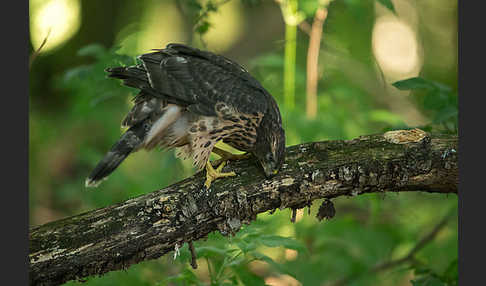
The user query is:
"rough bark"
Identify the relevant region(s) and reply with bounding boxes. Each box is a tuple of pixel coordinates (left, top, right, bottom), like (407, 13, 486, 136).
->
(29, 130, 458, 286)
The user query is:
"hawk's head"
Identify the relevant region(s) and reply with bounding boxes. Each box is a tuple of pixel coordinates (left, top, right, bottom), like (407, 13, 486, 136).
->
(254, 97, 285, 178)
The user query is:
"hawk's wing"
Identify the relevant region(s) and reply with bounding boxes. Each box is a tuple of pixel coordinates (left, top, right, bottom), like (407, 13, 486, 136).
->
(137, 43, 270, 118)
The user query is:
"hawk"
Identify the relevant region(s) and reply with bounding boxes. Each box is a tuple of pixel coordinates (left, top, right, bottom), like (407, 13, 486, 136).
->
(85, 43, 285, 190)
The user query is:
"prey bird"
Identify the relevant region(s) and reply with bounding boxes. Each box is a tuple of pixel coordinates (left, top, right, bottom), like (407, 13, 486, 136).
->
(85, 43, 285, 190)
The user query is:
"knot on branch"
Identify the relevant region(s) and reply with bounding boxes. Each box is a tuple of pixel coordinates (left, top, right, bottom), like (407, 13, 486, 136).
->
(316, 199, 336, 221)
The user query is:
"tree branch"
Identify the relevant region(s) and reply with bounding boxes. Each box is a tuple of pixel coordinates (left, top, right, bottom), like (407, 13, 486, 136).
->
(29, 130, 458, 285)
(29, 28, 51, 71)
(298, 20, 312, 36)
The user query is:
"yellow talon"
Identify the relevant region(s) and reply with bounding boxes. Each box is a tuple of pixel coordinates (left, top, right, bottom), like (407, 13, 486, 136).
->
(204, 161, 236, 190)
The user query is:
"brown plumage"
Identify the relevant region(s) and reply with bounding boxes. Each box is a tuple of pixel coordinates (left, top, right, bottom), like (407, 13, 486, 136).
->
(86, 43, 285, 188)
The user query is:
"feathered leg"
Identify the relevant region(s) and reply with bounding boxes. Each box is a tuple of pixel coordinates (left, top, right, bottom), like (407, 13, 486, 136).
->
(210, 146, 250, 167)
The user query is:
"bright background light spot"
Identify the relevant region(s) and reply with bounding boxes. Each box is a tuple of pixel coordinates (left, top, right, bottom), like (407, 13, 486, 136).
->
(30, 0, 81, 53)
(200, 0, 245, 53)
(133, 1, 186, 55)
(116, 0, 245, 56)
(372, 16, 421, 80)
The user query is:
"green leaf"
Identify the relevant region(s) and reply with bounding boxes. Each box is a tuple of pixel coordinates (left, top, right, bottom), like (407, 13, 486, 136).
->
(227, 256, 246, 267)
(412, 265, 432, 276)
(206, 1, 217, 12)
(411, 276, 447, 286)
(234, 267, 267, 286)
(442, 258, 458, 283)
(422, 90, 446, 110)
(77, 43, 106, 58)
(165, 268, 201, 285)
(195, 246, 228, 258)
(186, 0, 202, 11)
(195, 20, 211, 35)
(409, 261, 457, 286)
(258, 235, 307, 253)
(432, 106, 458, 124)
(236, 240, 258, 253)
(392, 77, 452, 93)
(63, 65, 91, 83)
(376, 0, 396, 13)
(393, 77, 436, 91)
(249, 251, 295, 277)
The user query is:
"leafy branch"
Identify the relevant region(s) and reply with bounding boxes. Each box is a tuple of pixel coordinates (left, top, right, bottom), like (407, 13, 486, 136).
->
(183, 0, 232, 48)
(393, 77, 458, 133)
(326, 209, 456, 286)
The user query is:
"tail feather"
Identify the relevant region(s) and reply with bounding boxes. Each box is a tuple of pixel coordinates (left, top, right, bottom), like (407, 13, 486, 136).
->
(105, 65, 188, 106)
(105, 66, 153, 92)
(85, 121, 151, 188)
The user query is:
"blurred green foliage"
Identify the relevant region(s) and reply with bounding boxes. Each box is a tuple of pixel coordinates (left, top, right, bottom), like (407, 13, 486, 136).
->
(393, 77, 458, 133)
(30, 0, 457, 285)
(376, 0, 396, 14)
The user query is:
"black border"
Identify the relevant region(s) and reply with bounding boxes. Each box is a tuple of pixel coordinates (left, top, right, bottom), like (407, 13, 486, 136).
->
(458, 0, 479, 285)
(5, 0, 29, 284)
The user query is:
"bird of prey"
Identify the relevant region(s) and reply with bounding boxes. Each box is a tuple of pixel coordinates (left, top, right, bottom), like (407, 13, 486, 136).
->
(85, 43, 285, 190)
